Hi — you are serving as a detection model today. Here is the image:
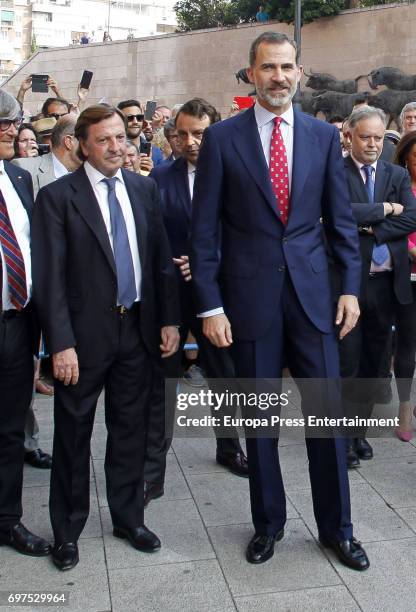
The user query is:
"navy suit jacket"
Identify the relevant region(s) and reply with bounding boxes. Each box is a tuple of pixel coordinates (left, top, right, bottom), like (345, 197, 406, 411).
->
(190, 106, 361, 340)
(344, 155, 416, 304)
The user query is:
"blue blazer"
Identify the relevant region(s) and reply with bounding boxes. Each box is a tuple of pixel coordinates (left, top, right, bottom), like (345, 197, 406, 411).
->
(190, 106, 361, 340)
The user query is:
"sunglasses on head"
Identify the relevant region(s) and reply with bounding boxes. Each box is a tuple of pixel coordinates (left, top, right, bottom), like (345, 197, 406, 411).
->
(126, 114, 144, 122)
(0, 116, 23, 132)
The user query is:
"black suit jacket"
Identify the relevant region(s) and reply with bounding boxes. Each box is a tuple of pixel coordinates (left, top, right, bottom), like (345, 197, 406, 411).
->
(342, 156, 416, 304)
(1, 162, 39, 351)
(31, 165, 180, 365)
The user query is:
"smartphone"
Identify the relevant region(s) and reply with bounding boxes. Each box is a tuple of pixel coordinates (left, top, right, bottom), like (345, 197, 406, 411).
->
(140, 141, 151, 156)
(144, 101, 157, 121)
(38, 143, 51, 155)
(233, 96, 255, 110)
(31, 74, 49, 93)
(80, 70, 93, 90)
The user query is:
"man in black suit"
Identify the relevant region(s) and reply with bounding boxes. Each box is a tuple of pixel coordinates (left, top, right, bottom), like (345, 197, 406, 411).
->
(147, 99, 248, 505)
(339, 105, 416, 467)
(32, 104, 180, 570)
(0, 90, 51, 557)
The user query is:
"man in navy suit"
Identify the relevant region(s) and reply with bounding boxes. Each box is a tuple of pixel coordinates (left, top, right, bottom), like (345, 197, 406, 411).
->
(190, 32, 369, 570)
(0, 90, 51, 558)
(147, 99, 248, 506)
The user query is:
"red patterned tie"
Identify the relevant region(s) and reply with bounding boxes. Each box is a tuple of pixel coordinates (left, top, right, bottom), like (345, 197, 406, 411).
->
(269, 116, 290, 225)
(0, 188, 27, 310)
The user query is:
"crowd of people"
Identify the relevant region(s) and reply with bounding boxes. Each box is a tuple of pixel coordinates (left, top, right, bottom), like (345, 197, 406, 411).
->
(1, 30, 416, 577)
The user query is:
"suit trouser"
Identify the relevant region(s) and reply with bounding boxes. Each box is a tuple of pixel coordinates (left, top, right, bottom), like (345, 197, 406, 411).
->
(339, 273, 396, 422)
(24, 403, 40, 452)
(0, 310, 34, 527)
(231, 275, 352, 541)
(50, 306, 151, 544)
(144, 296, 242, 484)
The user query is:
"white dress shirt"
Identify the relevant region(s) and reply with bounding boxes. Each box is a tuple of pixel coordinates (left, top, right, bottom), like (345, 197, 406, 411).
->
(0, 161, 32, 311)
(351, 155, 393, 273)
(198, 103, 295, 318)
(84, 162, 142, 302)
(52, 152, 69, 179)
(188, 161, 196, 199)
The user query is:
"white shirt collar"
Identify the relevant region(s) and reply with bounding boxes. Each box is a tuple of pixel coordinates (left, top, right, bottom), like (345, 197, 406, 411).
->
(351, 154, 378, 173)
(0, 160, 4, 174)
(254, 102, 294, 129)
(84, 161, 124, 186)
(52, 152, 69, 178)
(187, 161, 196, 174)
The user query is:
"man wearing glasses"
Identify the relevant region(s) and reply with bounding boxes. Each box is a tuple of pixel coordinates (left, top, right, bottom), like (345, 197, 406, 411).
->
(0, 90, 52, 558)
(117, 99, 155, 173)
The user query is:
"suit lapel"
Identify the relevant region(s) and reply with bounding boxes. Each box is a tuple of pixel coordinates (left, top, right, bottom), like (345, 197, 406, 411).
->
(70, 166, 116, 275)
(374, 159, 391, 203)
(4, 162, 34, 219)
(122, 169, 147, 269)
(231, 107, 278, 219)
(288, 111, 315, 228)
(38, 153, 56, 188)
(174, 157, 192, 218)
(345, 156, 369, 202)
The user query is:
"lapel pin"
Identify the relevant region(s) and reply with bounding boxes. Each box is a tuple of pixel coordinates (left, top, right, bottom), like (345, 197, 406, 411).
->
(17, 176, 22, 180)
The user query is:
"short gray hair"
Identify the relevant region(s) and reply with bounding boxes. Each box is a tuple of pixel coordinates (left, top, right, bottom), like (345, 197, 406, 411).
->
(50, 114, 77, 149)
(125, 139, 139, 154)
(163, 118, 176, 137)
(400, 102, 416, 127)
(249, 32, 297, 67)
(348, 105, 387, 129)
(0, 90, 21, 120)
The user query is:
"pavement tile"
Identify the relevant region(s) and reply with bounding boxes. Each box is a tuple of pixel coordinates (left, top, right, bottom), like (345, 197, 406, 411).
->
(393, 507, 416, 534)
(288, 483, 413, 543)
(109, 560, 235, 612)
(235, 585, 361, 611)
(335, 538, 416, 612)
(101, 498, 215, 569)
(187, 471, 298, 527)
(21, 485, 102, 542)
(208, 520, 342, 597)
(0, 538, 110, 611)
(172, 437, 230, 475)
(357, 457, 416, 508)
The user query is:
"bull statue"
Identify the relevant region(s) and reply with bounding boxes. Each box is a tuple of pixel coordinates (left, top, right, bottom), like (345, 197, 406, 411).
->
(304, 69, 366, 94)
(312, 91, 371, 120)
(368, 89, 416, 126)
(368, 67, 416, 91)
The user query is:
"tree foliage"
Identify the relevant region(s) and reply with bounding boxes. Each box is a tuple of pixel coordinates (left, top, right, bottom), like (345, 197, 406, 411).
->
(174, 0, 346, 31)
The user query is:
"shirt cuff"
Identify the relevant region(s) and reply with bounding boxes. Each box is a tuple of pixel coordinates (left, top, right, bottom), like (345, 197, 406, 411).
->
(197, 307, 224, 318)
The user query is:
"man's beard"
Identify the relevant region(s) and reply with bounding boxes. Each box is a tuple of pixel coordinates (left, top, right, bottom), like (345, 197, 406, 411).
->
(257, 82, 297, 108)
(127, 126, 141, 138)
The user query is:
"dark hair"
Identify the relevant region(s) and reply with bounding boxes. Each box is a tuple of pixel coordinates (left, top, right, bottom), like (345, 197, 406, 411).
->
(175, 98, 220, 126)
(249, 32, 297, 67)
(117, 99, 142, 111)
(328, 115, 344, 124)
(14, 122, 38, 157)
(41, 97, 71, 116)
(50, 114, 77, 149)
(75, 104, 127, 161)
(394, 131, 416, 168)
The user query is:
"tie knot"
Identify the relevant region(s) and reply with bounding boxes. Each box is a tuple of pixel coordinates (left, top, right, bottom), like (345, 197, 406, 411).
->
(102, 177, 117, 191)
(362, 165, 373, 179)
(273, 116, 283, 129)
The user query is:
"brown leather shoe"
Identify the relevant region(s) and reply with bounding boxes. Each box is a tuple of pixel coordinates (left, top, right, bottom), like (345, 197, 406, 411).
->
(216, 451, 249, 478)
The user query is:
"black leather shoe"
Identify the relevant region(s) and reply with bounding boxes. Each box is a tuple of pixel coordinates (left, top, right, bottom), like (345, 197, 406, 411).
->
(113, 525, 161, 552)
(216, 451, 249, 478)
(319, 536, 370, 571)
(24, 448, 52, 469)
(52, 542, 79, 571)
(347, 441, 360, 469)
(144, 481, 164, 508)
(354, 438, 373, 460)
(0, 523, 51, 557)
(246, 529, 284, 564)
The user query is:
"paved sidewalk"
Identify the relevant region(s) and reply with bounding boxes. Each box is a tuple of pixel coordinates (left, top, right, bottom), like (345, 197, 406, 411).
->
(2, 388, 416, 612)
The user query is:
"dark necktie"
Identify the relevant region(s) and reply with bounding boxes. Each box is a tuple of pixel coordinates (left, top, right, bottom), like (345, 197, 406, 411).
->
(0, 188, 27, 310)
(269, 117, 290, 225)
(362, 165, 389, 266)
(102, 177, 137, 309)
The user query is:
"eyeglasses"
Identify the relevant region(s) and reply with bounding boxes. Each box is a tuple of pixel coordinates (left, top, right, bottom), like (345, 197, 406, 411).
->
(126, 114, 144, 122)
(46, 112, 69, 120)
(0, 117, 23, 132)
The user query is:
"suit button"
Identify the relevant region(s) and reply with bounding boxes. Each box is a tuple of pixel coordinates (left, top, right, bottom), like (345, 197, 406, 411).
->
(278, 265, 286, 272)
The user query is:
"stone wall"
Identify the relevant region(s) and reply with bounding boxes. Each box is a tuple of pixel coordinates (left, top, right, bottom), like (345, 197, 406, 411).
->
(3, 2, 416, 117)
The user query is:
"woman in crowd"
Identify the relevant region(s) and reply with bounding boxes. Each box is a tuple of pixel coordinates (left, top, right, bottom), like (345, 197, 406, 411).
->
(393, 132, 416, 440)
(14, 123, 38, 158)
